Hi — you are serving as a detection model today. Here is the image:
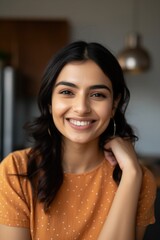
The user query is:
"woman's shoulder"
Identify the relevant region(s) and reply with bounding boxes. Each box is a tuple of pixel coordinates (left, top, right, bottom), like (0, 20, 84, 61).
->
(141, 165, 157, 190)
(0, 149, 32, 228)
(139, 164, 157, 206)
(0, 148, 31, 174)
(136, 164, 157, 226)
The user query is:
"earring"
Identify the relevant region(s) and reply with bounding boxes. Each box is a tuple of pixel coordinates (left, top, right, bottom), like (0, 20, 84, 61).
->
(112, 118, 116, 137)
(48, 127, 52, 137)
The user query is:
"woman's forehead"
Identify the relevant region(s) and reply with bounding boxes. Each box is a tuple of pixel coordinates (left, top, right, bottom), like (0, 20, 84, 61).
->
(55, 60, 112, 88)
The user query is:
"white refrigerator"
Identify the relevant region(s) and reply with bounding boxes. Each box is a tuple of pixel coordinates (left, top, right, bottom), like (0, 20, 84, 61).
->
(0, 66, 15, 160)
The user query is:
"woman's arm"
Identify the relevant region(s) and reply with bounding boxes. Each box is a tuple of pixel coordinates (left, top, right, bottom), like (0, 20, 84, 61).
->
(0, 224, 31, 240)
(98, 137, 143, 240)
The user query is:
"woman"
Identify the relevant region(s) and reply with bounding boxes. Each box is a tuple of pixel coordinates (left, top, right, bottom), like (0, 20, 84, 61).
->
(0, 41, 156, 240)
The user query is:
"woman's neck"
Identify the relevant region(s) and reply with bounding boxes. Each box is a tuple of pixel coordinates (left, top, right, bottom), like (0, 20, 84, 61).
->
(62, 140, 104, 174)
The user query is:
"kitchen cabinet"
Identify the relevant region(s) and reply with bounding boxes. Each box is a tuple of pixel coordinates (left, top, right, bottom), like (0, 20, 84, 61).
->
(0, 19, 70, 95)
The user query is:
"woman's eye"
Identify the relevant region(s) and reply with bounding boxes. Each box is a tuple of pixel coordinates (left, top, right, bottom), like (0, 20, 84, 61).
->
(59, 90, 73, 95)
(91, 92, 106, 98)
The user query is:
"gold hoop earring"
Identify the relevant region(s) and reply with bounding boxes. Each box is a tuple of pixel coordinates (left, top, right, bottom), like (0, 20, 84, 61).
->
(112, 118, 116, 137)
(48, 128, 52, 137)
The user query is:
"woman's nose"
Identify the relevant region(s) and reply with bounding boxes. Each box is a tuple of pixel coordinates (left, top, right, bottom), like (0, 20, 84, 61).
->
(73, 95, 91, 114)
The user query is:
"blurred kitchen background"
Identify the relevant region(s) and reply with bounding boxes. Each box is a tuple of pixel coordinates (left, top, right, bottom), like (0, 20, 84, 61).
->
(0, 0, 160, 239)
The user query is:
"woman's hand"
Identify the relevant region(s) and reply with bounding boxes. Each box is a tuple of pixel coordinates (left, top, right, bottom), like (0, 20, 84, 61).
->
(104, 137, 141, 173)
(99, 137, 143, 240)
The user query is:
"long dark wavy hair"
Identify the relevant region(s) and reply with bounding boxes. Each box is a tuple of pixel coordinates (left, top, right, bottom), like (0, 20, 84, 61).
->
(26, 41, 137, 212)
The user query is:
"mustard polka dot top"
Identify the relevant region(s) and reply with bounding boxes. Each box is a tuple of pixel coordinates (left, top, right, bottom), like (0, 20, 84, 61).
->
(0, 149, 157, 240)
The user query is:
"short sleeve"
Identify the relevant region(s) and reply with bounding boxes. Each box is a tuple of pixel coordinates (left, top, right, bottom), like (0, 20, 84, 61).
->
(136, 166, 157, 226)
(0, 150, 31, 228)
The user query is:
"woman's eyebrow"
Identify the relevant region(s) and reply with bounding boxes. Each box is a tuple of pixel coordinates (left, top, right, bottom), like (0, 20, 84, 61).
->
(55, 81, 111, 92)
(90, 85, 111, 93)
(55, 81, 78, 88)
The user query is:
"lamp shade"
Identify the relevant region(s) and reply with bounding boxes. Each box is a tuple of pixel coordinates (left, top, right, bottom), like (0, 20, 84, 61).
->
(117, 33, 150, 73)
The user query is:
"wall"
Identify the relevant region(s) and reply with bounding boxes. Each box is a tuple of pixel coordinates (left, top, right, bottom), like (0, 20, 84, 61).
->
(0, 0, 160, 157)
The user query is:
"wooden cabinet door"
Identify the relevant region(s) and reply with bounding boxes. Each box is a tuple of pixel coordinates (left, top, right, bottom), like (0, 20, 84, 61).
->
(0, 19, 70, 95)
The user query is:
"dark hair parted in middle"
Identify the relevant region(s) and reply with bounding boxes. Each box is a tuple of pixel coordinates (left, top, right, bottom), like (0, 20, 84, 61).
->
(26, 41, 137, 212)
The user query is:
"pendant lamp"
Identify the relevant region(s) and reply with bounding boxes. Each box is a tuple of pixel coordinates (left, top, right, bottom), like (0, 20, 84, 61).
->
(117, 0, 150, 73)
(117, 32, 150, 73)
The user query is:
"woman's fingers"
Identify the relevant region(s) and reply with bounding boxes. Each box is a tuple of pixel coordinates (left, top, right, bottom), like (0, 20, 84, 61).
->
(104, 149, 117, 166)
(103, 137, 139, 171)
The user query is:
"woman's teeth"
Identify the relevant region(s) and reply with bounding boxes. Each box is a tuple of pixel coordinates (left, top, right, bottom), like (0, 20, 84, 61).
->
(69, 119, 91, 126)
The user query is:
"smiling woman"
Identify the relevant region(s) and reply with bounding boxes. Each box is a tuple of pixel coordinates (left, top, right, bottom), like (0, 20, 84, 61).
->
(50, 60, 115, 145)
(0, 41, 157, 240)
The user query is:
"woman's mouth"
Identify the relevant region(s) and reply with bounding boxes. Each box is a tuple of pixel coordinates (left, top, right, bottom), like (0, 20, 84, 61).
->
(68, 119, 95, 127)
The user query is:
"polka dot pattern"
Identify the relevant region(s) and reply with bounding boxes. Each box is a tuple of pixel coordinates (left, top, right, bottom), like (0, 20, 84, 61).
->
(0, 149, 157, 239)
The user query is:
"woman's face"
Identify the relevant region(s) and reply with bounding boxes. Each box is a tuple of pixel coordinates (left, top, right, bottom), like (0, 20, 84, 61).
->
(50, 60, 117, 145)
